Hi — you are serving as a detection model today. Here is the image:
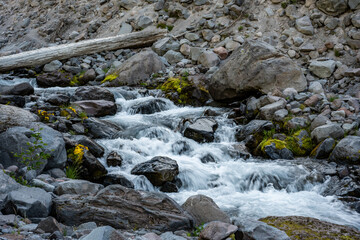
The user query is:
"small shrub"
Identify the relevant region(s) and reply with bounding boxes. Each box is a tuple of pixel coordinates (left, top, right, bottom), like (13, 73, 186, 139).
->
(281, 1, 288, 8)
(238, 26, 244, 31)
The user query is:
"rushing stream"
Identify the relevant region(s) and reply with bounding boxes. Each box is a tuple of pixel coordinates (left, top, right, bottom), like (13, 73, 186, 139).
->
(2, 75, 360, 230)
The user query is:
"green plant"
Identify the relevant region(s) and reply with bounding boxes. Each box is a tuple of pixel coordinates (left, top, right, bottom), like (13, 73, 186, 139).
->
(187, 224, 205, 237)
(334, 50, 341, 57)
(65, 144, 88, 179)
(238, 26, 244, 31)
(329, 96, 338, 102)
(263, 128, 276, 140)
(65, 165, 80, 179)
(13, 128, 51, 171)
(281, 1, 288, 8)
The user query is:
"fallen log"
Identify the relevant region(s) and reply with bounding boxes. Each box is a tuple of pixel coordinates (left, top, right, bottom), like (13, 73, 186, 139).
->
(0, 28, 167, 72)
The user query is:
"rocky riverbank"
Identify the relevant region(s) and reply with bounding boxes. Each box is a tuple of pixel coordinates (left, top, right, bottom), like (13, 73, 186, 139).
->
(1, 0, 360, 239)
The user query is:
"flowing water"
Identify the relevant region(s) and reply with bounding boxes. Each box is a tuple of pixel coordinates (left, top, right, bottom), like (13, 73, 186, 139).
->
(2, 75, 360, 229)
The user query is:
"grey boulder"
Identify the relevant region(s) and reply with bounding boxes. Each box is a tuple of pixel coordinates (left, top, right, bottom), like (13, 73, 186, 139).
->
(53, 185, 193, 231)
(0, 104, 39, 132)
(316, 0, 348, 16)
(73, 86, 115, 102)
(311, 124, 344, 143)
(209, 40, 306, 102)
(73, 100, 117, 117)
(54, 180, 104, 196)
(0, 82, 34, 96)
(330, 136, 360, 164)
(184, 118, 218, 143)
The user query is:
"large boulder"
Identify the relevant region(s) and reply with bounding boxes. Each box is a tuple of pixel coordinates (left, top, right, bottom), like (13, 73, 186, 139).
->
(0, 123, 67, 172)
(329, 136, 360, 164)
(73, 100, 117, 117)
(209, 40, 306, 102)
(0, 104, 39, 132)
(53, 185, 193, 231)
(316, 0, 348, 16)
(102, 49, 165, 87)
(184, 118, 218, 143)
(0, 82, 34, 96)
(199, 221, 238, 240)
(2, 186, 52, 219)
(182, 195, 230, 226)
(73, 86, 115, 102)
(130, 99, 168, 114)
(54, 180, 104, 196)
(260, 216, 360, 239)
(131, 156, 179, 186)
(36, 71, 72, 88)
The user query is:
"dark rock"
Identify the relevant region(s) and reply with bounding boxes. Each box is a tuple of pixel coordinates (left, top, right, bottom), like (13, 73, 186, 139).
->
(54, 179, 104, 196)
(264, 143, 294, 160)
(81, 69, 97, 84)
(172, 141, 192, 155)
(47, 168, 66, 178)
(81, 151, 108, 181)
(45, 94, 70, 106)
(49, 231, 64, 240)
(323, 176, 360, 198)
(160, 182, 178, 193)
(67, 135, 105, 158)
(316, 0, 348, 16)
(199, 221, 238, 240)
(200, 154, 216, 163)
(0, 104, 39, 132)
(53, 185, 193, 231)
(209, 40, 306, 102)
(73, 86, 115, 102)
(0, 95, 25, 107)
(83, 117, 122, 139)
(330, 136, 360, 164)
(0, 82, 34, 95)
(103, 49, 165, 87)
(2, 186, 52, 219)
(236, 120, 274, 141)
(73, 100, 117, 117)
(130, 99, 168, 114)
(0, 123, 67, 173)
(36, 71, 72, 88)
(182, 195, 230, 226)
(184, 118, 218, 143)
(106, 151, 122, 167)
(131, 156, 179, 186)
(260, 216, 360, 239)
(35, 216, 63, 233)
(100, 174, 134, 188)
(311, 138, 335, 159)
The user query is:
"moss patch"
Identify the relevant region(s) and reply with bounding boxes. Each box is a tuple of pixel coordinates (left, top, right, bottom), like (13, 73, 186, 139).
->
(285, 130, 313, 156)
(259, 139, 287, 152)
(101, 74, 118, 84)
(260, 216, 360, 240)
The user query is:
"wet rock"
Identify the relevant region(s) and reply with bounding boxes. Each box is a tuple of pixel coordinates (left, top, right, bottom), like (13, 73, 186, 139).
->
(131, 156, 179, 186)
(0, 104, 39, 132)
(330, 136, 360, 164)
(0, 82, 34, 96)
(311, 137, 335, 159)
(309, 60, 336, 78)
(73, 100, 117, 117)
(264, 142, 294, 160)
(103, 49, 165, 87)
(0, 123, 66, 172)
(130, 99, 167, 114)
(53, 185, 193, 231)
(209, 40, 306, 102)
(83, 117, 122, 139)
(182, 195, 230, 226)
(106, 151, 122, 167)
(36, 71, 72, 88)
(323, 176, 360, 197)
(295, 16, 314, 35)
(184, 118, 218, 143)
(0, 95, 25, 107)
(316, 0, 348, 16)
(260, 216, 360, 239)
(100, 174, 134, 188)
(2, 186, 52, 219)
(199, 221, 238, 240)
(54, 180, 104, 196)
(81, 151, 108, 181)
(311, 124, 344, 143)
(35, 216, 63, 234)
(45, 94, 70, 106)
(234, 218, 290, 240)
(73, 86, 115, 102)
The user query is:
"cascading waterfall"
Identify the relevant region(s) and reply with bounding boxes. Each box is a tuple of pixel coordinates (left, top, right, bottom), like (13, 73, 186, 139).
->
(4, 75, 360, 229)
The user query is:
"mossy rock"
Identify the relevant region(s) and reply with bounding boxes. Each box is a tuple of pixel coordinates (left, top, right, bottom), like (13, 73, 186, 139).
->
(285, 129, 313, 157)
(260, 216, 360, 240)
(158, 77, 210, 106)
(101, 74, 119, 84)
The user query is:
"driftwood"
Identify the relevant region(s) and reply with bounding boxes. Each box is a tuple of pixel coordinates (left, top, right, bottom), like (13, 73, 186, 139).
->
(0, 28, 167, 72)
